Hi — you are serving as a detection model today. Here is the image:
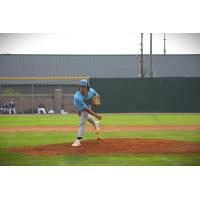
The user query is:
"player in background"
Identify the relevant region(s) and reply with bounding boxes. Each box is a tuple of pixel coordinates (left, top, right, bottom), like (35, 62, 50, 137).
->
(9, 101, 16, 114)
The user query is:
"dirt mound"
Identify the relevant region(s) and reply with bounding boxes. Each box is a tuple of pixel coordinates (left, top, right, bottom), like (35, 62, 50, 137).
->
(1, 125, 200, 133)
(9, 138, 200, 156)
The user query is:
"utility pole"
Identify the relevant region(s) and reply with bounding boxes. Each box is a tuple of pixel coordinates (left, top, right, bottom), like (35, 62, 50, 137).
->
(140, 33, 144, 78)
(164, 33, 166, 55)
(150, 33, 153, 77)
(31, 84, 33, 114)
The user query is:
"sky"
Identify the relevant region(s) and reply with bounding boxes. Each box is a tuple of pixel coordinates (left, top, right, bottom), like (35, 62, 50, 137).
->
(0, 33, 200, 55)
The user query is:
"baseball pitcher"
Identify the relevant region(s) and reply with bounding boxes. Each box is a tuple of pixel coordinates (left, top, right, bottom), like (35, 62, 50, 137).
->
(72, 79, 102, 147)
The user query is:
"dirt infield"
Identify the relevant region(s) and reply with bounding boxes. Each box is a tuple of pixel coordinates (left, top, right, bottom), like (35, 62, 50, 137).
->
(9, 138, 200, 156)
(1, 125, 200, 133)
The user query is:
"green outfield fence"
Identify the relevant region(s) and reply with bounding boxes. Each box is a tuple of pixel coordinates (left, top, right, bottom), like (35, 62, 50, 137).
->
(90, 77, 200, 113)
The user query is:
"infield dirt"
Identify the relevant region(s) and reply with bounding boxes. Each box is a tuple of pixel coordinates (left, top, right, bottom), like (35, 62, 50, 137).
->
(9, 138, 200, 156)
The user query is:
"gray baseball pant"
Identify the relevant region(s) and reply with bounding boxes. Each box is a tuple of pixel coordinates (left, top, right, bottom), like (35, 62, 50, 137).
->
(77, 111, 96, 138)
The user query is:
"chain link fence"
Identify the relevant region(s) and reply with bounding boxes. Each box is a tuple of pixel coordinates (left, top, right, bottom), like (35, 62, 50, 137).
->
(0, 77, 89, 114)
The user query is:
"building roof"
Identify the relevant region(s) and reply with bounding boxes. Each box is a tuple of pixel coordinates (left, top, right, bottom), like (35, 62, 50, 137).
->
(0, 54, 200, 84)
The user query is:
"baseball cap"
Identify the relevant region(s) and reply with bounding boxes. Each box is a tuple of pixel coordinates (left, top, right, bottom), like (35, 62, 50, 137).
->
(79, 79, 89, 87)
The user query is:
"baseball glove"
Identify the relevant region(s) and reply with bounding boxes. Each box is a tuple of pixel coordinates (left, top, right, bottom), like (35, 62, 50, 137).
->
(92, 95, 101, 106)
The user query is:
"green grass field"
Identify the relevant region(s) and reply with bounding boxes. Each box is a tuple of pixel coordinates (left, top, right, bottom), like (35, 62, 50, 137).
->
(0, 114, 200, 166)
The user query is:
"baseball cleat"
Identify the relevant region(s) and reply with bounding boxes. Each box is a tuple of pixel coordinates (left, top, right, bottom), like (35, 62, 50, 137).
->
(96, 137, 103, 140)
(72, 139, 81, 147)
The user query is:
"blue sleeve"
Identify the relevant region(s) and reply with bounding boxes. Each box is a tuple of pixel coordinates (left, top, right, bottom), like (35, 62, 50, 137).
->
(74, 98, 88, 111)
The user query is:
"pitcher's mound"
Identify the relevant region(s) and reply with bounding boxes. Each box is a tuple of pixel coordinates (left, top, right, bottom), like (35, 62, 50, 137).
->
(9, 138, 200, 156)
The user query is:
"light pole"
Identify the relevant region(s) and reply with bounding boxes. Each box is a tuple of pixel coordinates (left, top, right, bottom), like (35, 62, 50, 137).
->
(140, 33, 144, 78)
(150, 33, 153, 77)
(164, 33, 166, 55)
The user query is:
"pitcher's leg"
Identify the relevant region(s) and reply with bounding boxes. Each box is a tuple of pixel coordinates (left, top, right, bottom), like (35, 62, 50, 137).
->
(77, 111, 88, 138)
(72, 111, 89, 147)
(87, 114, 102, 140)
(87, 114, 96, 126)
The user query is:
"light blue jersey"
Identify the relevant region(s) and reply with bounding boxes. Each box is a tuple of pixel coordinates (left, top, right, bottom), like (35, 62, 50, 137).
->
(74, 88, 99, 112)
